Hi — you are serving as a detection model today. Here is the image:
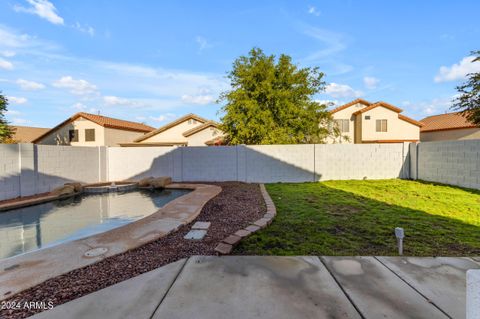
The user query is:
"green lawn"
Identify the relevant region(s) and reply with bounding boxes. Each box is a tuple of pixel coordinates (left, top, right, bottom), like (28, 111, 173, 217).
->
(235, 179, 480, 256)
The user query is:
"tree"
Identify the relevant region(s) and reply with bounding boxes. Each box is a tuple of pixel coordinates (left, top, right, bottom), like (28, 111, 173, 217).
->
(0, 93, 15, 143)
(452, 50, 480, 125)
(218, 48, 338, 145)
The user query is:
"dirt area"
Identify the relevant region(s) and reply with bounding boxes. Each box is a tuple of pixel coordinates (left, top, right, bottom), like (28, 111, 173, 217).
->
(0, 182, 266, 319)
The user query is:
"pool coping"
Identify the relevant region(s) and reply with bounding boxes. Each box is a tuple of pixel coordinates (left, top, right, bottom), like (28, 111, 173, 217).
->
(0, 183, 221, 300)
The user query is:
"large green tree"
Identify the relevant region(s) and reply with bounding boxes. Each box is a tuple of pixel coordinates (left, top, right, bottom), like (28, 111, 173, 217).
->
(452, 50, 480, 125)
(0, 93, 15, 143)
(219, 48, 337, 145)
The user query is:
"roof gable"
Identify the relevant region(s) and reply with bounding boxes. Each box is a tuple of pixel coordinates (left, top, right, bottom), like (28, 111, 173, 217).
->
(183, 121, 220, 137)
(134, 113, 209, 142)
(352, 101, 403, 115)
(330, 98, 372, 114)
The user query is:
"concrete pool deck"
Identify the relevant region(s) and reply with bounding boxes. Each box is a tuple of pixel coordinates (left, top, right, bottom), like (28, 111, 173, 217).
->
(28, 255, 479, 319)
(0, 183, 221, 300)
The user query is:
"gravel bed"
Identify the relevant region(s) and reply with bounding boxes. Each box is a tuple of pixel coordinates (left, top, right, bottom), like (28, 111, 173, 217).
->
(0, 182, 266, 319)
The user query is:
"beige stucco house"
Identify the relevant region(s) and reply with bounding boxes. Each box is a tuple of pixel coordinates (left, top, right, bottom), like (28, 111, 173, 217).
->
(328, 99, 423, 143)
(120, 113, 224, 147)
(420, 112, 480, 141)
(33, 112, 155, 147)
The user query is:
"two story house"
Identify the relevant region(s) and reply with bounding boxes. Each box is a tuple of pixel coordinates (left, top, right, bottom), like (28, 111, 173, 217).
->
(329, 99, 423, 143)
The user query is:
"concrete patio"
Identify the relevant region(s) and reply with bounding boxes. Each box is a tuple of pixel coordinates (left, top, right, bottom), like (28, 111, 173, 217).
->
(30, 255, 479, 319)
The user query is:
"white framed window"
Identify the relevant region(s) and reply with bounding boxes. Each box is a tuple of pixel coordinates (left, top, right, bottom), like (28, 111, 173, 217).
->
(376, 119, 388, 132)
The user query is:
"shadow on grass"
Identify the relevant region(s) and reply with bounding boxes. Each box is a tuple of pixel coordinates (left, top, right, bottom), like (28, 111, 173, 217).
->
(235, 181, 480, 256)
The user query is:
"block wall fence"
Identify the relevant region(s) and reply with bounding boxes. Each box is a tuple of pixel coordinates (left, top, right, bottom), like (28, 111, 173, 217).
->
(0, 140, 479, 200)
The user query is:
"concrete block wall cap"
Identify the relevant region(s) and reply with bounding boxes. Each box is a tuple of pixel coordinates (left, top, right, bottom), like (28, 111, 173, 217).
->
(215, 243, 233, 255)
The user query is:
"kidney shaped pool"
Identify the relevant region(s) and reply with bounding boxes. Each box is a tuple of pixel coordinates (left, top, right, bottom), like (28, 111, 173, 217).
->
(0, 188, 190, 260)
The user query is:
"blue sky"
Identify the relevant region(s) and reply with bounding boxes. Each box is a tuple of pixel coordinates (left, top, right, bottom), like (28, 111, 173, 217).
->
(0, 0, 479, 128)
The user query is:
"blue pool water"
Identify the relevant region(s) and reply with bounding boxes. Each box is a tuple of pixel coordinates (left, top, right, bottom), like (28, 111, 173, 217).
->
(0, 188, 190, 260)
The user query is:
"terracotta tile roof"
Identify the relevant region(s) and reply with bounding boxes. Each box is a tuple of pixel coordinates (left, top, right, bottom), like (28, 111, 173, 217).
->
(330, 98, 372, 114)
(32, 112, 155, 143)
(420, 112, 477, 132)
(182, 121, 221, 137)
(134, 113, 209, 142)
(12, 126, 50, 142)
(76, 112, 155, 132)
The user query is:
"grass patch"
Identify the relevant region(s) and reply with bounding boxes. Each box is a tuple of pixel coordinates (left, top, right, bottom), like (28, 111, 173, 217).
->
(235, 179, 480, 256)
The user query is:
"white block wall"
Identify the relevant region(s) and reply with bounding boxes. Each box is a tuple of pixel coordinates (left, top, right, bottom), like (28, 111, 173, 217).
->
(4, 140, 479, 201)
(107, 144, 408, 183)
(415, 140, 480, 189)
(107, 147, 176, 181)
(0, 144, 103, 200)
(36, 145, 101, 193)
(316, 143, 408, 181)
(0, 144, 21, 200)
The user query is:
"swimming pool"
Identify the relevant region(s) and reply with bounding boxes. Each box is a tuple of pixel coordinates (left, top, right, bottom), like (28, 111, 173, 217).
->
(0, 188, 190, 260)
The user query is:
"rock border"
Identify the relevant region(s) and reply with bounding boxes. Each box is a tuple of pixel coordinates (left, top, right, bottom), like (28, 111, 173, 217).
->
(215, 184, 276, 254)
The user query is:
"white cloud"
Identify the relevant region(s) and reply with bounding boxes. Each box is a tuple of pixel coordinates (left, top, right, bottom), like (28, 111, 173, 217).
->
(7, 96, 28, 104)
(195, 36, 211, 52)
(53, 76, 97, 95)
(363, 76, 379, 89)
(302, 27, 347, 62)
(103, 95, 139, 107)
(17, 78, 45, 90)
(0, 58, 13, 70)
(14, 0, 64, 25)
(73, 22, 95, 36)
(181, 94, 215, 105)
(325, 83, 363, 99)
(308, 6, 321, 16)
(434, 56, 480, 82)
(1, 50, 16, 57)
(419, 96, 455, 115)
(149, 113, 176, 122)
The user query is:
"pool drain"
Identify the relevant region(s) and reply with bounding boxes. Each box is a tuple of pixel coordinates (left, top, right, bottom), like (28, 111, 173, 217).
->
(84, 247, 108, 257)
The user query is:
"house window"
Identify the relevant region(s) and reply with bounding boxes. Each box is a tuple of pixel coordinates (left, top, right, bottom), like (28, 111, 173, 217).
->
(376, 119, 388, 132)
(188, 119, 196, 124)
(365, 115, 371, 120)
(85, 129, 95, 142)
(69, 129, 79, 142)
(334, 119, 349, 133)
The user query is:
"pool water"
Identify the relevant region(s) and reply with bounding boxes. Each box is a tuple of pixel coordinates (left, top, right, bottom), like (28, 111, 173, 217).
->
(0, 189, 190, 260)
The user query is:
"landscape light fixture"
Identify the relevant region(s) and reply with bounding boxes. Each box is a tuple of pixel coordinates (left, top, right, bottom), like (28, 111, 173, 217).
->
(395, 227, 404, 255)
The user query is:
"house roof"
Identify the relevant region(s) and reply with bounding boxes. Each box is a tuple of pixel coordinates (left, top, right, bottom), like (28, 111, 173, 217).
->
(12, 126, 50, 142)
(134, 113, 209, 142)
(420, 112, 477, 132)
(330, 98, 372, 114)
(352, 101, 403, 115)
(182, 121, 220, 137)
(32, 112, 155, 143)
